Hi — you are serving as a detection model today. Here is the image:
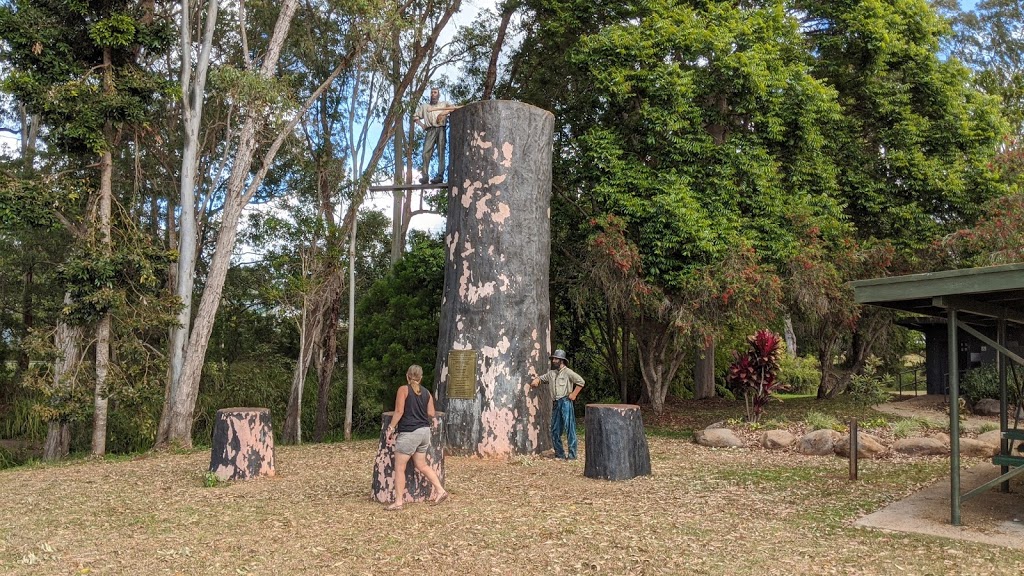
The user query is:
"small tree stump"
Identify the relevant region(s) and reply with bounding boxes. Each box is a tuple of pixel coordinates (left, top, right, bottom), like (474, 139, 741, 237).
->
(209, 408, 276, 481)
(584, 404, 651, 481)
(370, 411, 446, 504)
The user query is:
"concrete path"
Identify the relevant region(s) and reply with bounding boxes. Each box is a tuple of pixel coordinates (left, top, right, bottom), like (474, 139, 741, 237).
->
(874, 394, 1003, 433)
(857, 463, 1024, 549)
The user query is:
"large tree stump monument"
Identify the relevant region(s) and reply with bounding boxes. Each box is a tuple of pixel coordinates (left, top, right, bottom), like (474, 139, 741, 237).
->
(370, 411, 446, 503)
(208, 408, 276, 481)
(584, 404, 651, 481)
(434, 100, 555, 457)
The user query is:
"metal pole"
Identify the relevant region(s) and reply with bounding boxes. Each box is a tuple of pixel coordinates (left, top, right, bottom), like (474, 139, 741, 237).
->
(344, 213, 357, 441)
(849, 418, 858, 481)
(949, 308, 961, 526)
(999, 318, 1009, 492)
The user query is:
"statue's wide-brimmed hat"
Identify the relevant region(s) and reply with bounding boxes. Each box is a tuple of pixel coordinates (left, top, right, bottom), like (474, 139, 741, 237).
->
(550, 349, 568, 362)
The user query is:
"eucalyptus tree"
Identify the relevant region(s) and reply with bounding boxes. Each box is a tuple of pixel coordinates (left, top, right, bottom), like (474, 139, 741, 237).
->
(158, 0, 464, 447)
(276, 0, 465, 444)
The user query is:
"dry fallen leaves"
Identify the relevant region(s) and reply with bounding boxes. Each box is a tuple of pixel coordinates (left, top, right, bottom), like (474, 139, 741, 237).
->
(0, 431, 1022, 575)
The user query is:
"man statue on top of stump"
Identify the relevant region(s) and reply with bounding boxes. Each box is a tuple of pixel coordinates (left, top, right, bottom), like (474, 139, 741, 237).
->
(413, 86, 458, 185)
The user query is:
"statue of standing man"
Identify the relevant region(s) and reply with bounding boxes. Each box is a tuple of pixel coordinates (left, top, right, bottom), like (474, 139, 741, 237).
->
(413, 87, 458, 185)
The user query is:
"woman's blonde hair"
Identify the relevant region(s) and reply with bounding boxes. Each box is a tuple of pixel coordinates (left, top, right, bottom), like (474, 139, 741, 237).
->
(407, 364, 423, 393)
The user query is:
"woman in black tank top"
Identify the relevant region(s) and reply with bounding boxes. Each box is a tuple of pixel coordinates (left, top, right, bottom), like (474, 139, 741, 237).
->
(384, 364, 449, 510)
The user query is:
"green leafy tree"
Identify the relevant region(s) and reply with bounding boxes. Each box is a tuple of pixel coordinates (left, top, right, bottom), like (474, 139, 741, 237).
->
(0, 0, 174, 455)
(354, 231, 445, 414)
(792, 0, 1007, 397)
(795, 0, 1005, 250)
(510, 0, 847, 413)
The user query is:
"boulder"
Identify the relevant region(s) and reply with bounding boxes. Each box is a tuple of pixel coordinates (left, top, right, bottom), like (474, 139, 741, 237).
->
(929, 432, 950, 446)
(977, 429, 1002, 447)
(960, 438, 998, 458)
(704, 421, 729, 430)
(695, 428, 744, 448)
(797, 429, 842, 456)
(835, 432, 888, 459)
(760, 430, 797, 450)
(893, 437, 947, 456)
(973, 398, 1001, 416)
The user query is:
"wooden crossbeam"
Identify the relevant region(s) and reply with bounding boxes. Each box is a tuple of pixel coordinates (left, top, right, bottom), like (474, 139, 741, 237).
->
(368, 183, 450, 192)
(933, 296, 1024, 325)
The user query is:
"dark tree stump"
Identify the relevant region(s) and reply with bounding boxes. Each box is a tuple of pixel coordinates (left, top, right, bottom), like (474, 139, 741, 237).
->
(434, 100, 556, 457)
(209, 408, 276, 481)
(584, 404, 651, 481)
(370, 411, 447, 504)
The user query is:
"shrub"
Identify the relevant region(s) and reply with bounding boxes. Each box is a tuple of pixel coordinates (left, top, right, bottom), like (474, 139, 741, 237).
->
(860, 416, 889, 429)
(978, 422, 1000, 434)
(727, 329, 784, 423)
(777, 354, 820, 395)
(847, 357, 893, 406)
(890, 419, 923, 439)
(804, 411, 844, 432)
(959, 364, 1009, 408)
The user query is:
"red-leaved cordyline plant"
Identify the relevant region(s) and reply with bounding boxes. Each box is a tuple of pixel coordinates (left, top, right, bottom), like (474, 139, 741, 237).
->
(727, 329, 783, 423)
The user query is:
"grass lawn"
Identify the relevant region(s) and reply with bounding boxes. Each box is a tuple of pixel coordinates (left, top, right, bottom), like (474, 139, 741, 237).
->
(1, 397, 1023, 575)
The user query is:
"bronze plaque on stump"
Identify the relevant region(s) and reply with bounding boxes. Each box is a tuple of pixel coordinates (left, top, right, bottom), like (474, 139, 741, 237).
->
(447, 350, 477, 399)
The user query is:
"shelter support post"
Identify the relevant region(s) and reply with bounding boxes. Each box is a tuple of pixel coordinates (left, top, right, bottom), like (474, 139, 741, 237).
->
(999, 319, 1009, 492)
(949, 307, 961, 526)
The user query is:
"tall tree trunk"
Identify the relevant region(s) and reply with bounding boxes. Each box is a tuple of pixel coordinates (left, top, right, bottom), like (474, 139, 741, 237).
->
(389, 35, 406, 268)
(694, 340, 715, 400)
(284, 302, 313, 444)
(91, 144, 113, 457)
(160, 168, 249, 446)
(164, 0, 220, 443)
(158, 0, 300, 448)
(344, 214, 356, 441)
(313, 295, 340, 442)
(43, 297, 82, 461)
(434, 101, 554, 457)
(783, 314, 797, 357)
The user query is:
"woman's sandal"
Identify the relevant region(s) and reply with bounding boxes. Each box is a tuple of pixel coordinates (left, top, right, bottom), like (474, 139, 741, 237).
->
(430, 491, 449, 506)
(385, 502, 404, 511)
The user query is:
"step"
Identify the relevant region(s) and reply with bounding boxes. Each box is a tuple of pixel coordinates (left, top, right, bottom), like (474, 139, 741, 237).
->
(1002, 429, 1024, 442)
(992, 454, 1024, 467)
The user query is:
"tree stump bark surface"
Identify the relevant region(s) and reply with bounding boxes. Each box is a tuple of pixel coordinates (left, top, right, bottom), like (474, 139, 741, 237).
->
(584, 404, 651, 481)
(371, 411, 446, 504)
(434, 99, 555, 457)
(209, 408, 276, 481)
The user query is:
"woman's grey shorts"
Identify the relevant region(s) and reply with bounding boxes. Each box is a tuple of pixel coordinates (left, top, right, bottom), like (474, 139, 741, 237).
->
(395, 426, 431, 455)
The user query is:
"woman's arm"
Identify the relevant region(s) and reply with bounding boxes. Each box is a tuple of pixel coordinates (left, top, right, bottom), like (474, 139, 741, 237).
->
(427, 393, 436, 418)
(389, 386, 408, 434)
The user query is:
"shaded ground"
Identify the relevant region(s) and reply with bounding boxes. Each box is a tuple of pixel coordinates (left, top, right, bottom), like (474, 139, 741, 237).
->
(3, 436, 1024, 575)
